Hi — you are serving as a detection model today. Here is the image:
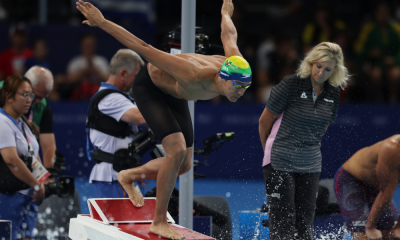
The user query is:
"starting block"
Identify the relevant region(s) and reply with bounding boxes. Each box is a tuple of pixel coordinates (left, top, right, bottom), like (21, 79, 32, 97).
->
(69, 198, 215, 240)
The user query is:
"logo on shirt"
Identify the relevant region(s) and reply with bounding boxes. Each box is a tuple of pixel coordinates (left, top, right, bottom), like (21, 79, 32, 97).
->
(267, 193, 281, 199)
(323, 98, 334, 103)
(300, 92, 307, 98)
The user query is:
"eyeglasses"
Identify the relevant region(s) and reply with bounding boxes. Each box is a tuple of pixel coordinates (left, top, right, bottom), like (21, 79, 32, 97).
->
(18, 92, 35, 101)
(231, 80, 251, 89)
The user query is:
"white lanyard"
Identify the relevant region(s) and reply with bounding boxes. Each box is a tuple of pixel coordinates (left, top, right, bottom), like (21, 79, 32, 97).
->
(21, 123, 50, 183)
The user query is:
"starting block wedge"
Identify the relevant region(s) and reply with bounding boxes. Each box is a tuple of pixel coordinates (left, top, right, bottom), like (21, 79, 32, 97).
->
(69, 198, 215, 240)
(88, 198, 174, 224)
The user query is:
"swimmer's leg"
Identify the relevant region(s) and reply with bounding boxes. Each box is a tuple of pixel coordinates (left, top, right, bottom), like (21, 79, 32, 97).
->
(118, 132, 190, 239)
(149, 133, 188, 240)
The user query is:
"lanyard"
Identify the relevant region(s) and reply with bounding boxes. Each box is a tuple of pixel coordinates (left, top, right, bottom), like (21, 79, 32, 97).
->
(21, 121, 50, 183)
(21, 123, 34, 156)
(0, 108, 34, 156)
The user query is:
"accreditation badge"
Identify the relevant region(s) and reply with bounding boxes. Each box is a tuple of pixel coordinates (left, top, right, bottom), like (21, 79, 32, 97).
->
(31, 156, 50, 183)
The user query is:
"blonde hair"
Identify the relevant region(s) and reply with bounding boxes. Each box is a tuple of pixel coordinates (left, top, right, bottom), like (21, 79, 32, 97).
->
(296, 42, 350, 89)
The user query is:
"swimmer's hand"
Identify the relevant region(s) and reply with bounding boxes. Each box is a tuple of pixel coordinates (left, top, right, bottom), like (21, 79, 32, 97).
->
(76, 0, 105, 27)
(365, 227, 382, 240)
(221, 0, 234, 17)
(389, 226, 400, 239)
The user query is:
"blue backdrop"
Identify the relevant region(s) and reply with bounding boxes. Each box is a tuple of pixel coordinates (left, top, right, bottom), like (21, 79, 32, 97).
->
(49, 102, 400, 180)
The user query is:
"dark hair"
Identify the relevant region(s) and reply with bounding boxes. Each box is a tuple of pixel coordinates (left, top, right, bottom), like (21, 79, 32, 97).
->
(21, 115, 39, 138)
(33, 37, 48, 48)
(0, 75, 32, 107)
(0, 75, 39, 136)
(79, 34, 97, 45)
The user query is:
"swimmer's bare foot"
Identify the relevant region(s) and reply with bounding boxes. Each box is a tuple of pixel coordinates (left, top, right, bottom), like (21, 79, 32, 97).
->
(117, 170, 144, 207)
(150, 221, 185, 240)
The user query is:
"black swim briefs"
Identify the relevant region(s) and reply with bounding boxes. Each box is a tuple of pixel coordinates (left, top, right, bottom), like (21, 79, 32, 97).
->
(132, 65, 193, 148)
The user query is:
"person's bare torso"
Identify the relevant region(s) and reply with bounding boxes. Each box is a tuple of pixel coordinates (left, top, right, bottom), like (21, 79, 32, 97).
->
(148, 53, 226, 100)
(343, 135, 400, 186)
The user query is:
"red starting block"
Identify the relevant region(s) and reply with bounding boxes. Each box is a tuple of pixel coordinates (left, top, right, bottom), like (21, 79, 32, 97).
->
(69, 198, 215, 240)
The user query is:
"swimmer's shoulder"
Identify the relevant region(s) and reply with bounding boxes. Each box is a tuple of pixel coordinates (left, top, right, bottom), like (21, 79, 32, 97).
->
(375, 137, 400, 162)
(389, 134, 400, 144)
(383, 135, 400, 153)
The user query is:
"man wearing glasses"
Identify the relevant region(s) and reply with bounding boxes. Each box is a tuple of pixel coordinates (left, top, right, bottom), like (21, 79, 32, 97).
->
(23, 66, 56, 170)
(77, 0, 251, 238)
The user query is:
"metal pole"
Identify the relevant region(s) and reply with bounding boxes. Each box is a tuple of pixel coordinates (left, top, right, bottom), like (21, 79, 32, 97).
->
(179, 0, 195, 230)
(39, 0, 47, 25)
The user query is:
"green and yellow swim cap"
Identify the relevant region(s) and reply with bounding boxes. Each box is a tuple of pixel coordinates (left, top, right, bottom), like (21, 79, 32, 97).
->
(218, 56, 252, 82)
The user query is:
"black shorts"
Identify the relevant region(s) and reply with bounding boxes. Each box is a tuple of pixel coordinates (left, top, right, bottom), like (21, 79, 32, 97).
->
(334, 166, 399, 232)
(132, 66, 193, 148)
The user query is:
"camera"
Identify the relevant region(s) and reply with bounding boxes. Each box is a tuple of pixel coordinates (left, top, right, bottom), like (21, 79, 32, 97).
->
(46, 150, 67, 176)
(193, 132, 236, 178)
(124, 130, 236, 179)
(44, 176, 75, 198)
(195, 132, 236, 158)
(162, 26, 224, 55)
(44, 150, 75, 199)
(128, 128, 158, 159)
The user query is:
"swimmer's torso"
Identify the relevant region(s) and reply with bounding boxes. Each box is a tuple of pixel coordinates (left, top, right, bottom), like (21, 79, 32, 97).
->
(148, 53, 226, 100)
(343, 135, 400, 186)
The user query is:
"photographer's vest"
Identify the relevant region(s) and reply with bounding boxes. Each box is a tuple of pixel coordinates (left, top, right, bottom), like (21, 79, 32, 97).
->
(86, 83, 141, 172)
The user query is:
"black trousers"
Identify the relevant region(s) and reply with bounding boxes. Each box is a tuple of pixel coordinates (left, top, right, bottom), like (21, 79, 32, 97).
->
(263, 164, 320, 240)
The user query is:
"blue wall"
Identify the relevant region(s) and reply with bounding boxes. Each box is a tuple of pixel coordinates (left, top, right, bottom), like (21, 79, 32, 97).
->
(50, 102, 400, 180)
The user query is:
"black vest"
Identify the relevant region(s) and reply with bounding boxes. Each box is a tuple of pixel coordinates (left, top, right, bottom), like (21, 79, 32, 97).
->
(0, 155, 33, 192)
(86, 89, 142, 172)
(86, 89, 135, 138)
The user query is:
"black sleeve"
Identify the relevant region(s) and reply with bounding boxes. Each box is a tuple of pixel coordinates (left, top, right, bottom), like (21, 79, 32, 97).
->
(331, 87, 340, 124)
(40, 104, 54, 134)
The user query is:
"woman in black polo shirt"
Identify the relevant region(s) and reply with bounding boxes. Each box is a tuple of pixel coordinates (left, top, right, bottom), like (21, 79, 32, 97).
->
(259, 42, 350, 240)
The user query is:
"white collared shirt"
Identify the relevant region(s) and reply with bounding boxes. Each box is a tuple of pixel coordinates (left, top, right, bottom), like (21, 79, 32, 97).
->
(89, 87, 139, 183)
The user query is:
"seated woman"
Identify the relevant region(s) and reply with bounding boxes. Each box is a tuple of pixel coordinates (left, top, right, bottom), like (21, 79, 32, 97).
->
(0, 75, 46, 240)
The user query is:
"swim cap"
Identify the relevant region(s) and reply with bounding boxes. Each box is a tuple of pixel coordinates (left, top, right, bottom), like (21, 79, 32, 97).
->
(218, 56, 252, 82)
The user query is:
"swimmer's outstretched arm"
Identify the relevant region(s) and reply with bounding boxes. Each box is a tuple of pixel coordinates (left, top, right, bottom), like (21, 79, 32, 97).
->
(220, 0, 242, 58)
(76, 0, 200, 84)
